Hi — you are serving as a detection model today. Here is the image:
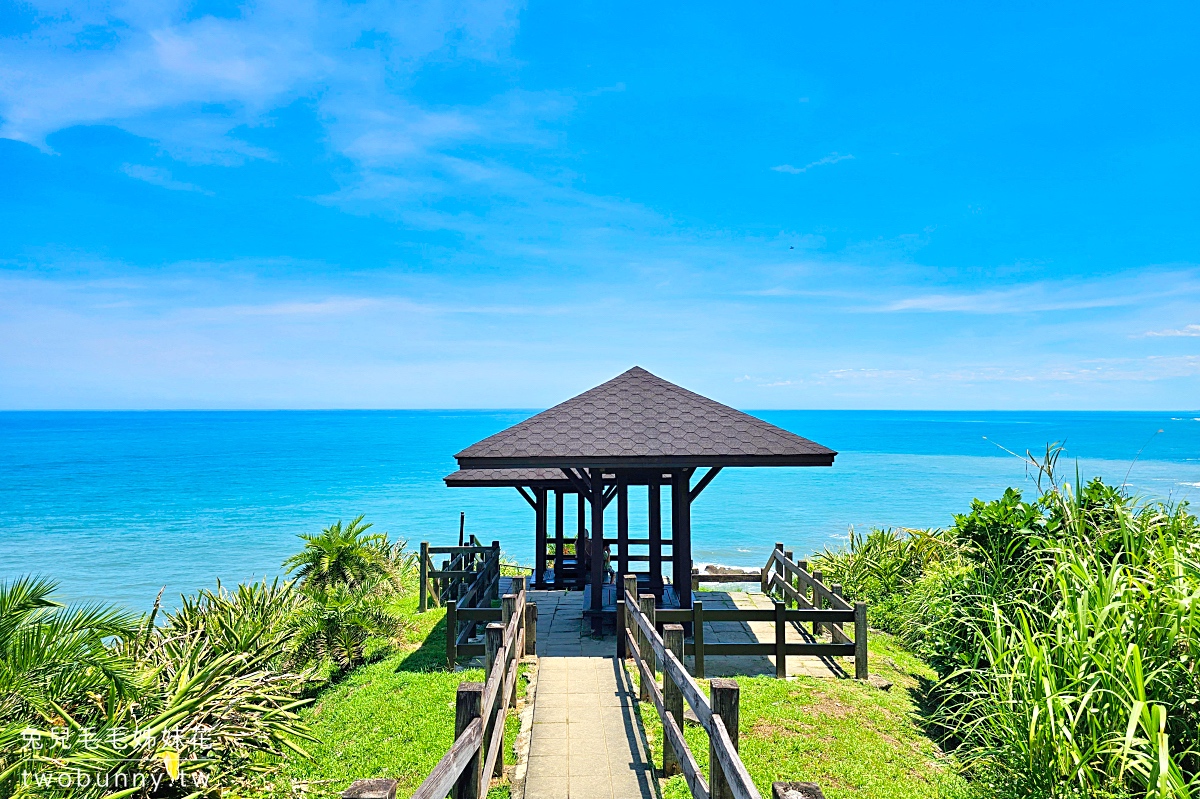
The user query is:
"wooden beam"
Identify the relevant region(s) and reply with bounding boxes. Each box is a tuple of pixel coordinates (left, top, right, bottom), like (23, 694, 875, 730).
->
(617, 475, 629, 580)
(560, 467, 591, 496)
(534, 488, 548, 589)
(649, 477, 663, 599)
(589, 467, 605, 621)
(515, 486, 536, 508)
(689, 467, 723, 502)
(603, 483, 618, 508)
(554, 489, 565, 585)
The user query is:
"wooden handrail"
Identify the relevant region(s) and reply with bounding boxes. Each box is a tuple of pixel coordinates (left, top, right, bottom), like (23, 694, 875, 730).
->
(623, 586, 761, 799)
(409, 717, 483, 799)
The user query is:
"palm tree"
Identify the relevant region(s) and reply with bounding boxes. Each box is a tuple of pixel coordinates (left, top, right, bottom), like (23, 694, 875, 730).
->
(287, 583, 403, 670)
(0, 576, 140, 721)
(282, 515, 392, 591)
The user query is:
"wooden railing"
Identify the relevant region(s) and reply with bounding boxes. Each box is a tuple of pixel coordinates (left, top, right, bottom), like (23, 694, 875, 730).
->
(418, 538, 500, 613)
(618, 575, 762, 799)
(656, 547, 867, 680)
(353, 580, 531, 799)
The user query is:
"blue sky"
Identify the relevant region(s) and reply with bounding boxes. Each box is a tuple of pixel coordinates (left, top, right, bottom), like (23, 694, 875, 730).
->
(1, 0, 1198, 410)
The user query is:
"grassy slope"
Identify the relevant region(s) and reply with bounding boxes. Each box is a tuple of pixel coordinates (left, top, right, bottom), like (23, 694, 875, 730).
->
(270, 591, 523, 798)
(637, 631, 974, 799)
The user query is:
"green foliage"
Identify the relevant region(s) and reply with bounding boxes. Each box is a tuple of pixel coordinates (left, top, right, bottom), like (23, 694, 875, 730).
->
(283, 515, 402, 593)
(813, 454, 1200, 798)
(0, 515, 419, 798)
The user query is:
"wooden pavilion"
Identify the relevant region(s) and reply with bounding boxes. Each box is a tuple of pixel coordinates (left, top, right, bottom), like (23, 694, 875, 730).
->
(445, 366, 836, 627)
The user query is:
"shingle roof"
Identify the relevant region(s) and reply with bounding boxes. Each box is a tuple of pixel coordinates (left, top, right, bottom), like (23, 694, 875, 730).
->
(444, 468, 575, 488)
(455, 367, 836, 468)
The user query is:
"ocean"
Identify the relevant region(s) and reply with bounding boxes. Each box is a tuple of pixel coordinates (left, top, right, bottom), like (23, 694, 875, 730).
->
(2, 410, 1198, 610)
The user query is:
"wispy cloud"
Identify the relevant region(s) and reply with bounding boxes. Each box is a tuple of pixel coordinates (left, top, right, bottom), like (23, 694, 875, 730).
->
(771, 153, 854, 174)
(1140, 324, 1200, 338)
(121, 164, 213, 195)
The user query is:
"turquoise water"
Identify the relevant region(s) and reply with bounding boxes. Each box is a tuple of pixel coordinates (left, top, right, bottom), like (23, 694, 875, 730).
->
(2, 410, 1199, 610)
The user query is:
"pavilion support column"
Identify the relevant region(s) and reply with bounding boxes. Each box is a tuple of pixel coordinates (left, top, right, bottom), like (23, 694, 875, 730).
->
(617, 474, 629, 582)
(648, 477, 663, 601)
(577, 493, 587, 590)
(534, 487, 548, 589)
(671, 470, 693, 613)
(589, 469, 606, 634)
(554, 489, 565, 587)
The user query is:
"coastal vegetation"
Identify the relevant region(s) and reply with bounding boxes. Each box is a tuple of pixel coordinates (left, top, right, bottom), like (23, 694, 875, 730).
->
(813, 449, 1200, 798)
(0, 518, 416, 798)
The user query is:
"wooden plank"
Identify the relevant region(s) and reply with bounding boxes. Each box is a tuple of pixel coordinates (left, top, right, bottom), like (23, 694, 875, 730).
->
(710, 707, 760, 799)
(694, 600, 705, 680)
(456, 643, 485, 657)
(482, 655, 518, 781)
(410, 717, 482, 799)
(665, 710, 711, 799)
(692, 573, 761, 583)
(428, 545, 494, 555)
(680, 642, 856, 657)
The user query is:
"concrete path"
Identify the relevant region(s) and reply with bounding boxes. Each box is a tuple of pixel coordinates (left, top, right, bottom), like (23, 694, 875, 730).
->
(524, 590, 657, 799)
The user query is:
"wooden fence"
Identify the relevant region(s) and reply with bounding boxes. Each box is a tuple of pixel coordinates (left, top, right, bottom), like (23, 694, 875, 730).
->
(343, 580, 532, 799)
(618, 575, 762, 799)
(663, 547, 867, 680)
(418, 538, 500, 613)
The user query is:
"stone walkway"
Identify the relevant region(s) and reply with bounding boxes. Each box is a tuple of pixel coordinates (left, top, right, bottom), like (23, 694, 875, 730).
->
(691, 591, 850, 679)
(524, 590, 656, 799)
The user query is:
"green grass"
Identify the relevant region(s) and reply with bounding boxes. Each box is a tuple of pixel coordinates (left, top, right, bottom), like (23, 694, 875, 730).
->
(635, 631, 973, 799)
(259, 590, 527, 798)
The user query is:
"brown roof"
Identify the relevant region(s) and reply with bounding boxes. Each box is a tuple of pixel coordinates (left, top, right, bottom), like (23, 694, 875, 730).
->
(444, 468, 576, 488)
(455, 367, 836, 469)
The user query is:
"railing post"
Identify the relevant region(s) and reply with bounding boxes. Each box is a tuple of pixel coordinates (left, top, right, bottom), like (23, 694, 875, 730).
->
(446, 600, 458, 670)
(484, 623, 505, 779)
(419, 542, 429, 612)
(453, 682, 484, 799)
(831, 584, 845, 638)
(491, 540, 501, 601)
(623, 574, 638, 655)
(662, 624, 685, 776)
(524, 602, 538, 656)
(710, 679, 740, 799)
(783, 550, 794, 608)
(855, 602, 869, 680)
(774, 599, 787, 678)
(501, 594, 518, 705)
(693, 600, 705, 679)
(691, 567, 700, 593)
(797, 559, 809, 609)
(638, 593, 656, 701)
(773, 542, 784, 593)
(812, 570, 824, 637)
(616, 598, 626, 659)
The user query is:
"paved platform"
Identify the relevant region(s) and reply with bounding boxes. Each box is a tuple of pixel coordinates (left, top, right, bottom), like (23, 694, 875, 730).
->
(691, 591, 850, 679)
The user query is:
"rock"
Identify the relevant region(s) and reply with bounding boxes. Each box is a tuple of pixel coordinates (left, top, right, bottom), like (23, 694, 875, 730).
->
(868, 675, 893, 691)
(342, 779, 397, 799)
(771, 781, 827, 799)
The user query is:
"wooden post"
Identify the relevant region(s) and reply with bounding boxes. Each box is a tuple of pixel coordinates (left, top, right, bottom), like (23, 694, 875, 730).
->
(554, 489, 565, 586)
(662, 624, 685, 776)
(693, 600, 705, 679)
(459, 511, 465, 547)
(525, 602, 538, 656)
(812, 570, 824, 637)
(773, 542, 784, 593)
(623, 573, 638, 660)
(691, 568, 700, 593)
(783, 550, 794, 608)
(616, 598, 626, 658)
(648, 478, 663, 599)
(577, 493, 587, 590)
(710, 679, 740, 799)
(774, 599, 787, 679)
(617, 474, 629, 580)
(491, 541, 501, 601)
(419, 542, 429, 612)
(453, 682, 484, 799)
(484, 623, 505, 779)
(671, 471, 693, 614)
(855, 602, 868, 680)
(446, 600, 458, 669)
(534, 488, 548, 589)
(589, 469, 605, 630)
(831, 584, 845, 638)
(638, 593, 656, 701)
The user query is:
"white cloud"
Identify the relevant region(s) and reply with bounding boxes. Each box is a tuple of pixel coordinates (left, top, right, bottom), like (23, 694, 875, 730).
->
(1141, 324, 1200, 337)
(771, 153, 854, 174)
(121, 163, 212, 194)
